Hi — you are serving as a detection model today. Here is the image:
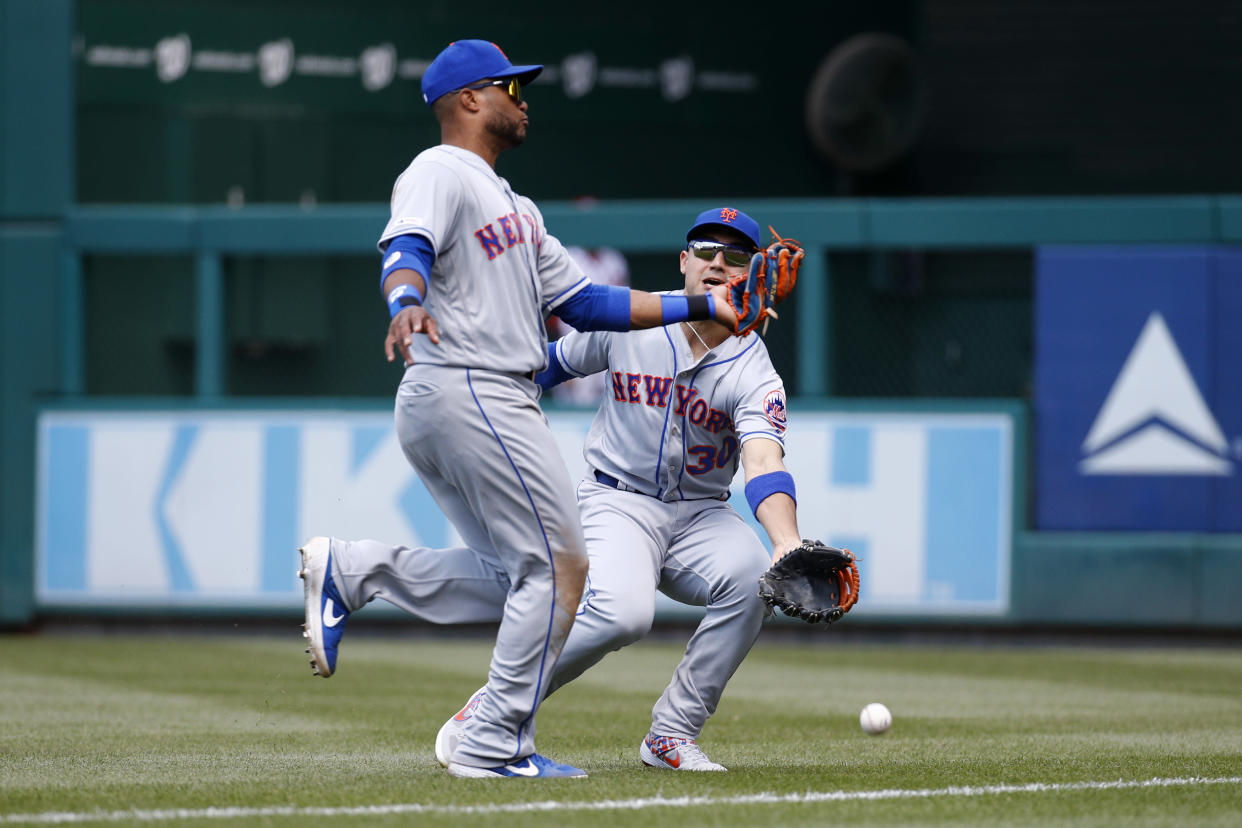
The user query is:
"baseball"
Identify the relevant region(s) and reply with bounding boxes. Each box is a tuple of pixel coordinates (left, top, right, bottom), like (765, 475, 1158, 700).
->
(859, 702, 892, 735)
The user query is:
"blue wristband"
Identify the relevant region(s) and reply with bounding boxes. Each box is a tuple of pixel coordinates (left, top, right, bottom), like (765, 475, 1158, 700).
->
(745, 470, 796, 517)
(386, 283, 423, 318)
(660, 294, 715, 324)
(660, 295, 688, 324)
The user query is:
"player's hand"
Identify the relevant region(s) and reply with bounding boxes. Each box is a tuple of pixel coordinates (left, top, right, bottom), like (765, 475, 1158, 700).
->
(769, 538, 802, 565)
(385, 306, 441, 366)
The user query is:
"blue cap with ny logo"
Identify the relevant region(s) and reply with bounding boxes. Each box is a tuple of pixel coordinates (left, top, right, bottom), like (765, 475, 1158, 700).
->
(687, 207, 762, 250)
(421, 40, 543, 106)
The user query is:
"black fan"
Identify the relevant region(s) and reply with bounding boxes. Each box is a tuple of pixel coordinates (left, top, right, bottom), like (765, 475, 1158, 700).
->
(805, 33, 924, 173)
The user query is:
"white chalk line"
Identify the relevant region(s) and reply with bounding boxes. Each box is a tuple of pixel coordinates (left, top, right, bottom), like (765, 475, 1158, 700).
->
(1, 775, 1238, 824)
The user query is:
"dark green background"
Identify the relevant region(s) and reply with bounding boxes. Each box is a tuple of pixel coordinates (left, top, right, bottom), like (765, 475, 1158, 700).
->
(76, 0, 917, 204)
(70, 0, 1242, 398)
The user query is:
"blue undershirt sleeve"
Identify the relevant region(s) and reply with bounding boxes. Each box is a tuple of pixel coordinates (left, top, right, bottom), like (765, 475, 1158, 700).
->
(535, 342, 574, 390)
(553, 283, 632, 331)
(380, 234, 435, 289)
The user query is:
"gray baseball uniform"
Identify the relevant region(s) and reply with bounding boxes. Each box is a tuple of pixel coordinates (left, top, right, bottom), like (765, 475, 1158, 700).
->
(542, 312, 788, 738)
(327, 144, 592, 768)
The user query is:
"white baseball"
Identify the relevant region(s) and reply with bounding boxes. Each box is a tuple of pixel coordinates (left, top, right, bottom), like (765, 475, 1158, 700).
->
(859, 702, 892, 735)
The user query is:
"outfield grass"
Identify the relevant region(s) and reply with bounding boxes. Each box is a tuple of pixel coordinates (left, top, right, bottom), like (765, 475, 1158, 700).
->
(2, 629, 1240, 826)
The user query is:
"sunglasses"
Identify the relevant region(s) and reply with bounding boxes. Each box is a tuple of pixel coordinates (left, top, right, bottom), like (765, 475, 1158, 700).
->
(688, 239, 755, 268)
(461, 77, 523, 104)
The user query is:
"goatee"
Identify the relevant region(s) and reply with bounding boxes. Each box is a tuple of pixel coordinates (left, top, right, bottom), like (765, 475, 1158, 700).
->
(485, 113, 525, 150)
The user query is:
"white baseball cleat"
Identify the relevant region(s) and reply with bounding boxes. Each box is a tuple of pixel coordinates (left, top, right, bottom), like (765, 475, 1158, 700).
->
(297, 536, 350, 678)
(640, 734, 727, 771)
(435, 685, 488, 767)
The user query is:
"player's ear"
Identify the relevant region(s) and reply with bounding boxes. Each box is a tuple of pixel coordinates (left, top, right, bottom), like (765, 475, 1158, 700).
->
(679, 249, 689, 273)
(458, 88, 484, 114)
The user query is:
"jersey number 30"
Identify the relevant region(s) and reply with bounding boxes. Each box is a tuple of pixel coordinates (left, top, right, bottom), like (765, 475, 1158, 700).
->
(686, 437, 739, 475)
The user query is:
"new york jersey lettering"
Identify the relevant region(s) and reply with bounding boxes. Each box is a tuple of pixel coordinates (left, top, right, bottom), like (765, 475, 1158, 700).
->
(498, 214, 520, 247)
(644, 375, 673, 408)
(475, 224, 505, 259)
(522, 214, 541, 247)
(475, 212, 535, 259)
(626, 373, 642, 403)
(674, 384, 697, 416)
(610, 370, 733, 432)
(688, 398, 709, 425)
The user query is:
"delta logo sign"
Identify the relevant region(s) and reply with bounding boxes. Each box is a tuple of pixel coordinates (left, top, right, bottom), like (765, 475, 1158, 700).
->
(1034, 246, 1242, 532)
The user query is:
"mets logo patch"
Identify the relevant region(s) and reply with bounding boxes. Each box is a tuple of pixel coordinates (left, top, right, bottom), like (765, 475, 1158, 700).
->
(764, 389, 787, 431)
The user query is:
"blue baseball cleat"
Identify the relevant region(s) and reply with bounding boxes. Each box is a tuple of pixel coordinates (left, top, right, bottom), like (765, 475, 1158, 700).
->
(298, 537, 349, 677)
(447, 753, 588, 779)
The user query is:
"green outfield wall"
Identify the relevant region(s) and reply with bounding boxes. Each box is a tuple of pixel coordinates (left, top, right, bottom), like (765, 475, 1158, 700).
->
(1, 0, 73, 627)
(4, 198, 1242, 630)
(2, 1, 1240, 630)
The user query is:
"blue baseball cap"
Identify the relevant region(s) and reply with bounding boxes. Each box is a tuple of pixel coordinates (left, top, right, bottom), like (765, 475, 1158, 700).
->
(686, 207, 762, 250)
(421, 39, 543, 106)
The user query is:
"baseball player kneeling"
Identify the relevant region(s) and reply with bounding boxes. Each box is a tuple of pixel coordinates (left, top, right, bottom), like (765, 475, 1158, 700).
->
(435, 207, 838, 772)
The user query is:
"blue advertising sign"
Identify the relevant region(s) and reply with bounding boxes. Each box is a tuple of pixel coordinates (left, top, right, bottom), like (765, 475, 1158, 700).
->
(1034, 246, 1242, 531)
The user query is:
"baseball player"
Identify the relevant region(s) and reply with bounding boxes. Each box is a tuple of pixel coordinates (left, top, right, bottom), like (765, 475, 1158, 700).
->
(434, 207, 804, 772)
(297, 41, 744, 780)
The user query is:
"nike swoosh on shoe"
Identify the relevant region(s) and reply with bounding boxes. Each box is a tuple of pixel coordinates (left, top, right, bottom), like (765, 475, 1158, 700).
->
(323, 598, 346, 627)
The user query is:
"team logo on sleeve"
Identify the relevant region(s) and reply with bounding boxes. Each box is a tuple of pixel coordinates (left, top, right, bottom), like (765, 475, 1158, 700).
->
(763, 389, 787, 431)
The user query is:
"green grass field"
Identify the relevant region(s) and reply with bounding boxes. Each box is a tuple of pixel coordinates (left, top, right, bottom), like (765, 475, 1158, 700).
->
(2, 630, 1240, 826)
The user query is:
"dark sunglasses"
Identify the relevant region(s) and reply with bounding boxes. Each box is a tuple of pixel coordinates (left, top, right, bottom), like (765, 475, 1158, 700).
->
(688, 239, 755, 268)
(461, 77, 522, 104)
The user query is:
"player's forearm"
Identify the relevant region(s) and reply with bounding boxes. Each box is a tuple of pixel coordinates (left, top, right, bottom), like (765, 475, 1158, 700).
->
(382, 269, 428, 300)
(382, 269, 429, 319)
(756, 494, 801, 558)
(742, 442, 800, 557)
(627, 290, 723, 329)
(627, 291, 668, 328)
(557, 286, 728, 332)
